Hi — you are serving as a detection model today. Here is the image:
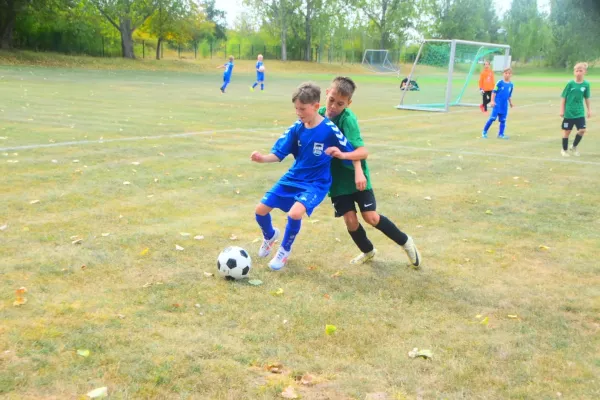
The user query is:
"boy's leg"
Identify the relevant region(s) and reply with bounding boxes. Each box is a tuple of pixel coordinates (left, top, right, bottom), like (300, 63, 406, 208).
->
(255, 203, 280, 257)
(482, 109, 497, 138)
(561, 118, 574, 156)
(332, 193, 376, 264)
(497, 114, 508, 139)
(221, 79, 230, 92)
(251, 81, 257, 91)
(269, 202, 305, 270)
(483, 91, 492, 111)
(570, 118, 586, 156)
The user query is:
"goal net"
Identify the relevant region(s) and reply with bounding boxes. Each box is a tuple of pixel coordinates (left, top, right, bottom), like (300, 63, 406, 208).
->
(396, 39, 511, 112)
(362, 49, 400, 74)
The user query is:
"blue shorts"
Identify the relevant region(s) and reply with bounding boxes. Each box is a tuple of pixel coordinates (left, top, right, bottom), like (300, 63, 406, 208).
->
(261, 183, 326, 217)
(490, 107, 508, 121)
(223, 75, 231, 83)
(257, 72, 265, 81)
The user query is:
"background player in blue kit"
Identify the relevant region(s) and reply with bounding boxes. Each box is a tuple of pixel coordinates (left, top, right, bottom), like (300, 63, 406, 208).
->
(482, 67, 514, 139)
(217, 55, 234, 93)
(250, 54, 265, 92)
(251, 82, 363, 271)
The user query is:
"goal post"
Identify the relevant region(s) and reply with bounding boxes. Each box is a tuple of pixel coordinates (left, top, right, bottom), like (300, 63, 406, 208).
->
(362, 49, 400, 74)
(396, 39, 511, 112)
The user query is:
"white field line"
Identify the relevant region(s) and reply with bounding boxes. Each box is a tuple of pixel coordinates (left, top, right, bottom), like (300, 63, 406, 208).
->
(0, 102, 546, 152)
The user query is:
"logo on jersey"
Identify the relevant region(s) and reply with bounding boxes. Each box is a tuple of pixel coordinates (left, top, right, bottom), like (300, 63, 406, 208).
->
(581, 87, 586, 92)
(313, 143, 324, 156)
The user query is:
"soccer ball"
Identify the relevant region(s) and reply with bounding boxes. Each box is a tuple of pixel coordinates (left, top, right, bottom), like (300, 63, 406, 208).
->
(258, 65, 265, 73)
(217, 246, 252, 280)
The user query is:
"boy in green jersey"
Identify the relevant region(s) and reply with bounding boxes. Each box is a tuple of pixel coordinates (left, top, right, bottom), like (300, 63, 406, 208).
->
(320, 77, 421, 267)
(560, 62, 592, 157)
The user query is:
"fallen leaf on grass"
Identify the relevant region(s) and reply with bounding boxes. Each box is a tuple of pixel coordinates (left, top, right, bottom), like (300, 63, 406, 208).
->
(480, 317, 489, 326)
(248, 279, 263, 286)
(486, 249, 495, 254)
(424, 196, 432, 201)
(13, 287, 27, 306)
(408, 348, 433, 359)
(323, 294, 331, 300)
(271, 288, 284, 296)
(175, 245, 184, 251)
(485, 210, 493, 215)
(29, 199, 40, 204)
(86, 387, 107, 398)
(194, 235, 205, 240)
(179, 232, 191, 237)
(309, 219, 320, 224)
(281, 386, 298, 399)
(77, 349, 90, 357)
(300, 374, 314, 386)
(331, 271, 342, 278)
(325, 324, 337, 335)
(123, 181, 131, 185)
(72, 160, 80, 163)
(406, 169, 417, 175)
(507, 314, 519, 319)
(267, 362, 284, 373)
(251, 237, 260, 243)
(154, 178, 159, 183)
(72, 239, 83, 245)
(538, 245, 550, 250)
(307, 265, 317, 271)
(131, 162, 140, 165)
(0, 224, 7, 231)
(139, 248, 149, 256)
(158, 152, 165, 157)
(101, 233, 110, 237)
(229, 234, 238, 240)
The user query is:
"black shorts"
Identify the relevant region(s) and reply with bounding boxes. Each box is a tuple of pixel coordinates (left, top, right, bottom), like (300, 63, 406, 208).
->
(562, 117, 586, 131)
(331, 189, 377, 218)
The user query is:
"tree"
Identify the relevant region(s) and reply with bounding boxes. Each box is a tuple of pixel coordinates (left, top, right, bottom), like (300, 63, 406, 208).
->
(352, 0, 414, 49)
(200, 0, 226, 40)
(423, 0, 499, 43)
(244, 0, 296, 61)
(89, 0, 156, 58)
(144, 0, 188, 59)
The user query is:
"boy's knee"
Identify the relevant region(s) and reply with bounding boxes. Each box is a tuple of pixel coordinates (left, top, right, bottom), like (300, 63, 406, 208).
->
(563, 130, 572, 137)
(343, 212, 360, 231)
(255, 203, 269, 216)
(577, 129, 586, 136)
(362, 211, 380, 226)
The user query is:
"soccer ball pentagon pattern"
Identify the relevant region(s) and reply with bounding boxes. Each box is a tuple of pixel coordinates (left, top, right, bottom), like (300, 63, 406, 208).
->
(217, 246, 252, 280)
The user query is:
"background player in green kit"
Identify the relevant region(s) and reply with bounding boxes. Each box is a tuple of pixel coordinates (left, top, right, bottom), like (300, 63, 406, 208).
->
(320, 77, 421, 267)
(560, 62, 592, 157)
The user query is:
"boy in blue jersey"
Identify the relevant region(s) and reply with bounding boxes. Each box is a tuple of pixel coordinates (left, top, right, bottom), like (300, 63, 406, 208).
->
(251, 82, 362, 271)
(217, 55, 234, 93)
(250, 54, 265, 92)
(482, 67, 514, 139)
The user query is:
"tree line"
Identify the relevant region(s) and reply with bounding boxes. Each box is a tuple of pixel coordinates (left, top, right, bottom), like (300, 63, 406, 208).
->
(1, 0, 599, 66)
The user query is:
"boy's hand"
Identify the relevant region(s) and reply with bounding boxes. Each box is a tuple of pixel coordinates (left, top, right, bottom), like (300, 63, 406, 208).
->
(490, 101, 496, 108)
(480, 89, 484, 94)
(325, 147, 344, 159)
(355, 170, 367, 191)
(560, 111, 564, 117)
(510, 102, 514, 108)
(250, 151, 265, 163)
(588, 111, 592, 118)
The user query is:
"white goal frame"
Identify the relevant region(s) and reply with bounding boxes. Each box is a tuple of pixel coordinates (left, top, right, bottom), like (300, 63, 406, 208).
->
(396, 39, 511, 112)
(362, 49, 400, 74)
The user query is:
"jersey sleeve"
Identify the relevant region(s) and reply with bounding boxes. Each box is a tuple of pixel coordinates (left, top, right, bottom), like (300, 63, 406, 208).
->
(339, 114, 364, 148)
(325, 122, 354, 152)
(509, 84, 514, 98)
(493, 80, 501, 93)
(561, 81, 571, 98)
(271, 123, 299, 160)
(584, 83, 591, 99)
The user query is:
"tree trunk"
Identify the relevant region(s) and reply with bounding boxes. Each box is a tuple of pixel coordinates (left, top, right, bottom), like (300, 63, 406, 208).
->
(280, 24, 287, 61)
(0, 2, 16, 50)
(119, 19, 135, 59)
(304, 1, 312, 61)
(156, 37, 162, 60)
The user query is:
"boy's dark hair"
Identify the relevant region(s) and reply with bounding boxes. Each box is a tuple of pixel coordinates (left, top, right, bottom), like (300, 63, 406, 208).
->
(292, 82, 321, 104)
(331, 76, 357, 99)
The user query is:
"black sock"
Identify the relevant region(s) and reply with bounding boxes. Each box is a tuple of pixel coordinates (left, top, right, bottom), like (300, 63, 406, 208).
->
(375, 215, 409, 246)
(562, 137, 569, 151)
(348, 224, 374, 253)
(573, 134, 583, 147)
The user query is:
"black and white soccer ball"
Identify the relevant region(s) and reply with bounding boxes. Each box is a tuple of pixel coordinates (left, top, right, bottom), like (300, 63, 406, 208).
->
(217, 246, 252, 280)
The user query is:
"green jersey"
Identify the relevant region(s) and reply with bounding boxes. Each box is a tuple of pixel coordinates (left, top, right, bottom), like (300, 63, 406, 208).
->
(561, 80, 591, 119)
(318, 106, 372, 197)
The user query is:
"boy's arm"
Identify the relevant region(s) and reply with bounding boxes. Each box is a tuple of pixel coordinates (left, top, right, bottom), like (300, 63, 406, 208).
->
(326, 146, 368, 161)
(560, 98, 566, 117)
(353, 160, 367, 191)
(585, 98, 591, 117)
(490, 91, 496, 107)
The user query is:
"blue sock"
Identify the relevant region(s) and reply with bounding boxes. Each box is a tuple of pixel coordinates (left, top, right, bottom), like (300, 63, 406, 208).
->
(252, 82, 258, 88)
(282, 216, 301, 251)
(499, 120, 506, 136)
(261, 83, 264, 90)
(221, 81, 229, 91)
(255, 213, 275, 240)
(483, 117, 495, 133)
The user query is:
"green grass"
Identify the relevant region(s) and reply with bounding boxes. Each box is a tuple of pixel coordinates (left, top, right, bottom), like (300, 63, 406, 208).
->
(0, 56, 599, 399)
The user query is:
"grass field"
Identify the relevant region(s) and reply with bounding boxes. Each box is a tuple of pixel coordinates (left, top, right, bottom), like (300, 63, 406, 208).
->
(1, 54, 599, 399)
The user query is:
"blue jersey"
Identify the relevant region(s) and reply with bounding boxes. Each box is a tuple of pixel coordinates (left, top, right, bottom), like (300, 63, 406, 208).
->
(223, 61, 234, 80)
(256, 61, 264, 80)
(493, 80, 513, 113)
(256, 61, 263, 71)
(271, 118, 354, 194)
